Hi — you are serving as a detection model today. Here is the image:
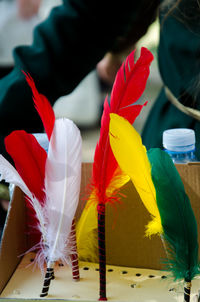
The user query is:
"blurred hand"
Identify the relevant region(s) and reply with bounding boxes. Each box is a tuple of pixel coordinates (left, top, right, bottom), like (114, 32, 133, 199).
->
(17, 0, 41, 19)
(0, 199, 9, 211)
(97, 53, 123, 85)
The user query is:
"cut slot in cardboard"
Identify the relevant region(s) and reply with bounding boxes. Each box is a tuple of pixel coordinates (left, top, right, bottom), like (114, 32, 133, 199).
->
(0, 162, 200, 301)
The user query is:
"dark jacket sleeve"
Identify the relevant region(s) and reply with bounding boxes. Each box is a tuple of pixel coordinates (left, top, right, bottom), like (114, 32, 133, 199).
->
(0, 0, 157, 157)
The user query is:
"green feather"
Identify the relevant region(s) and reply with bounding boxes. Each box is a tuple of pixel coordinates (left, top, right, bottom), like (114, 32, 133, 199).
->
(147, 148, 199, 282)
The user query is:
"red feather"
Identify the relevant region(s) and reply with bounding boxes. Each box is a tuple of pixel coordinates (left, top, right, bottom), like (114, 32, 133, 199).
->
(110, 47, 153, 117)
(5, 130, 47, 202)
(92, 47, 153, 204)
(5, 130, 47, 243)
(23, 72, 55, 140)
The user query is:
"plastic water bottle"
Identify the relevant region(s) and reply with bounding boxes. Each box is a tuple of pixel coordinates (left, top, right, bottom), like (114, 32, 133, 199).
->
(162, 128, 197, 163)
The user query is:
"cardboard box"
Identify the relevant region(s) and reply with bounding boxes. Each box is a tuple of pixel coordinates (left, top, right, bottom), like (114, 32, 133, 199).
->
(0, 163, 200, 301)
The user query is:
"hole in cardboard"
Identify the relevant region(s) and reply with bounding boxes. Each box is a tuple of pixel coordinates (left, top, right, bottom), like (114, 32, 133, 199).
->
(83, 267, 89, 270)
(161, 275, 167, 279)
(131, 284, 136, 288)
(148, 275, 155, 278)
(59, 263, 64, 267)
(122, 271, 128, 274)
(108, 269, 113, 272)
(135, 273, 141, 277)
(95, 268, 99, 271)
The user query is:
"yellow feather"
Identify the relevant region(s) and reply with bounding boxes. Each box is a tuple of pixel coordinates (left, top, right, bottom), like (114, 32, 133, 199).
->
(109, 113, 162, 236)
(76, 170, 130, 262)
(76, 190, 99, 263)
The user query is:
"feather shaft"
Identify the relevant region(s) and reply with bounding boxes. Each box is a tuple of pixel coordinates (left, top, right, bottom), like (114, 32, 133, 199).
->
(78, 48, 153, 300)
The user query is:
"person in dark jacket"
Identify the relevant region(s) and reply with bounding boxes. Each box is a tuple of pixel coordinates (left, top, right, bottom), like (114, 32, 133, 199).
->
(0, 0, 159, 159)
(0, 0, 199, 159)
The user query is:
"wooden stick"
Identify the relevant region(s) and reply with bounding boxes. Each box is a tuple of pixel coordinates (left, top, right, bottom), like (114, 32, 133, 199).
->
(97, 203, 107, 301)
(40, 262, 54, 297)
(184, 281, 191, 302)
(68, 218, 80, 281)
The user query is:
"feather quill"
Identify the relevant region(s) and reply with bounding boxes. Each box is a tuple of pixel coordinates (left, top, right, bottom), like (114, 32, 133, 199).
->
(147, 148, 199, 301)
(77, 48, 153, 300)
(109, 113, 162, 235)
(92, 48, 153, 205)
(4, 72, 55, 243)
(0, 74, 82, 296)
(25, 74, 81, 290)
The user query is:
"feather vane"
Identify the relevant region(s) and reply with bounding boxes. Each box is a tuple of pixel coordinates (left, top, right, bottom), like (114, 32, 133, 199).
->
(5, 130, 47, 202)
(43, 118, 82, 264)
(109, 113, 162, 235)
(147, 148, 199, 282)
(0, 154, 46, 239)
(23, 72, 55, 140)
(93, 48, 153, 204)
(77, 48, 154, 263)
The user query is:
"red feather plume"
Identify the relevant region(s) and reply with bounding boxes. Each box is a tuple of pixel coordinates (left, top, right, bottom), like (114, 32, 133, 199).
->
(5, 72, 56, 243)
(5, 131, 47, 202)
(23, 72, 55, 140)
(92, 47, 153, 204)
(5, 130, 47, 242)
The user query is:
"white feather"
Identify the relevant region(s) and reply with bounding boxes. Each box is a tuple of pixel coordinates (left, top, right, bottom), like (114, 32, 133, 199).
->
(0, 154, 46, 241)
(0, 154, 32, 198)
(44, 118, 82, 264)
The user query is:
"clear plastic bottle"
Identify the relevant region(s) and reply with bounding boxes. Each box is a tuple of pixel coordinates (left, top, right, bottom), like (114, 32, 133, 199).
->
(162, 128, 197, 164)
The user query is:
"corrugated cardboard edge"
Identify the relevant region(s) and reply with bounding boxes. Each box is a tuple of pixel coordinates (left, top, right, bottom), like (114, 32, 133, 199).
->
(0, 187, 26, 294)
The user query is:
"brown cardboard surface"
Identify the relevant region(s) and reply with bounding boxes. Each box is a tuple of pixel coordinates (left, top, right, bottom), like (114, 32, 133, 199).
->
(0, 187, 26, 293)
(1, 162, 200, 299)
(105, 181, 165, 269)
(76, 162, 92, 221)
(176, 163, 200, 245)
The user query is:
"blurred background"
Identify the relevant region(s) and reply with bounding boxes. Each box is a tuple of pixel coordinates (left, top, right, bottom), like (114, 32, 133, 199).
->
(0, 0, 162, 162)
(54, 20, 163, 162)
